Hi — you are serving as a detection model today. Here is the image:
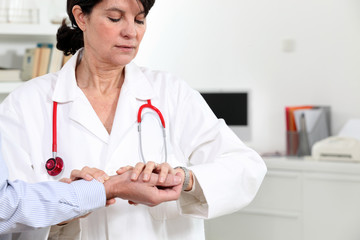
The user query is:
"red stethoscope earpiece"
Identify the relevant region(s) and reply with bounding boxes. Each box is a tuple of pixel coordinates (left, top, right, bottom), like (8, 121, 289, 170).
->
(46, 101, 64, 176)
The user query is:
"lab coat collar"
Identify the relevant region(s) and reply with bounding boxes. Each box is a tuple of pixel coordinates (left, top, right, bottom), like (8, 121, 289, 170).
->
(52, 50, 80, 103)
(51, 49, 156, 145)
(52, 50, 156, 102)
(123, 62, 155, 101)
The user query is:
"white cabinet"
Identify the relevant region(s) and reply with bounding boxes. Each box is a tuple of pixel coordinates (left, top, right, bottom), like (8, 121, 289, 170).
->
(0, 23, 58, 95)
(303, 173, 360, 240)
(205, 158, 360, 240)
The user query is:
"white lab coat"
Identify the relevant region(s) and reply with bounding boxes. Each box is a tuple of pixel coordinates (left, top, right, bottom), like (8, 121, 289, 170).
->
(0, 50, 266, 240)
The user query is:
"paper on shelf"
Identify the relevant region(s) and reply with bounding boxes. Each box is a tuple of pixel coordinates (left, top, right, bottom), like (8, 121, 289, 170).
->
(293, 108, 330, 149)
(338, 119, 360, 141)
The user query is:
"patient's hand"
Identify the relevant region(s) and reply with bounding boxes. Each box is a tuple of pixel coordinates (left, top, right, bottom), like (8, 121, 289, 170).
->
(104, 171, 182, 207)
(66, 166, 182, 207)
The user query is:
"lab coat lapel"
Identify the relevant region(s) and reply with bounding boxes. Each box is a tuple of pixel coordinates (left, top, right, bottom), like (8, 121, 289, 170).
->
(69, 93, 109, 144)
(107, 62, 155, 157)
(52, 50, 109, 144)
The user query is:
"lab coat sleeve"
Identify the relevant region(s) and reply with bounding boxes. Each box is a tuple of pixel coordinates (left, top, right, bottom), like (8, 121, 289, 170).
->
(173, 85, 267, 219)
(0, 92, 37, 182)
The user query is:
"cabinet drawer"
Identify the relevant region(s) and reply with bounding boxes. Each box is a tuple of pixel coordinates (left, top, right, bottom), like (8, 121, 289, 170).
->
(245, 170, 302, 211)
(205, 211, 302, 240)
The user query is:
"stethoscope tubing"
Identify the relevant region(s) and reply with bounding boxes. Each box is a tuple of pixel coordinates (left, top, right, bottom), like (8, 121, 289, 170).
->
(47, 99, 167, 176)
(52, 101, 58, 159)
(138, 111, 168, 164)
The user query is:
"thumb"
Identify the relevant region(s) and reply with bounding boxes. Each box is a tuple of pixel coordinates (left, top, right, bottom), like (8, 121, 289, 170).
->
(59, 178, 72, 184)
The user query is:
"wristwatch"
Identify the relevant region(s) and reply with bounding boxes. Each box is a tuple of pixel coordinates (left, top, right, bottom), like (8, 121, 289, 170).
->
(175, 166, 190, 191)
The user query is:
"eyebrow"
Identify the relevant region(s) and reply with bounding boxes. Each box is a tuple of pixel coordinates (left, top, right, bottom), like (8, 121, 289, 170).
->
(105, 7, 125, 13)
(105, 7, 145, 16)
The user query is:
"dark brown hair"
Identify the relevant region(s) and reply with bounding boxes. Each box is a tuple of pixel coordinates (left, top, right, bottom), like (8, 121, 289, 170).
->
(56, 0, 155, 56)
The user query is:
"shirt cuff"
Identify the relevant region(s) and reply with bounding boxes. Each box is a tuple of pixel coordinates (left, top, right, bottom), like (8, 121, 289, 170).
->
(70, 179, 106, 214)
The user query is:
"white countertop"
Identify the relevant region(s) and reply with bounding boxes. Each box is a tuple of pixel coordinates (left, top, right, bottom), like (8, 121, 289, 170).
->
(263, 156, 360, 175)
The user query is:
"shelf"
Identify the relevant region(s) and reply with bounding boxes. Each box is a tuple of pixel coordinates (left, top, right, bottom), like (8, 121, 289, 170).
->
(0, 81, 23, 94)
(0, 23, 59, 36)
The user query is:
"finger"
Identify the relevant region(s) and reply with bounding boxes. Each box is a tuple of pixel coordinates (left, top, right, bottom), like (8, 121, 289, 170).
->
(70, 169, 93, 181)
(153, 163, 160, 173)
(83, 167, 109, 183)
(150, 173, 182, 187)
(146, 181, 182, 206)
(106, 198, 116, 207)
(59, 178, 72, 184)
(131, 162, 146, 181)
(156, 178, 182, 202)
(142, 161, 157, 182)
(73, 167, 109, 183)
(158, 163, 174, 183)
(128, 200, 138, 206)
(116, 165, 133, 175)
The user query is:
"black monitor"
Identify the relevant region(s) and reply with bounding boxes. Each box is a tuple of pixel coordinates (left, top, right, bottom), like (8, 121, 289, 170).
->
(200, 91, 251, 141)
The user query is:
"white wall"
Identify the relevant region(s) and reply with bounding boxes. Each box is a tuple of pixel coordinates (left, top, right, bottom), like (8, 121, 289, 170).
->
(134, 0, 360, 154)
(3, 0, 359, 154)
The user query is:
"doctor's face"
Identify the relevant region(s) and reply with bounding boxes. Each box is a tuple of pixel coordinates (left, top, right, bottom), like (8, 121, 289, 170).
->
(81, 0, 146, 66)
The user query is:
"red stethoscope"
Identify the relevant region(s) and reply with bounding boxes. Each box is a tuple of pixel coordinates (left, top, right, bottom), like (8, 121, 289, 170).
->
(137, 99, 167, 164)
(45, 99, 167, 176)
(45, 101, 64, 176)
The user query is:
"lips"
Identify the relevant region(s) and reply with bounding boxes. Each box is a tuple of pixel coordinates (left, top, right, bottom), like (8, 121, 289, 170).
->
(116, 45, 135, 49)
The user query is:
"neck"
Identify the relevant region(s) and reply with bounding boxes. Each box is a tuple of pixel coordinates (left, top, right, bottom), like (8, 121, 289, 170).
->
(75, 51, 125, 95)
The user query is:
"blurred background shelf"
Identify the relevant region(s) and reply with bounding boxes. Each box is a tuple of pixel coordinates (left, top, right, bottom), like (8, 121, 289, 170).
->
(0, 23, 59, 38)
(0, 81, 23, 94)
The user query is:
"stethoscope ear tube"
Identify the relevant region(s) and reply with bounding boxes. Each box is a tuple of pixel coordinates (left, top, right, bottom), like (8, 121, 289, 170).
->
(138, 100, 168, 164)
(47, 99, 167, 176)
(138, 116, 167, 164)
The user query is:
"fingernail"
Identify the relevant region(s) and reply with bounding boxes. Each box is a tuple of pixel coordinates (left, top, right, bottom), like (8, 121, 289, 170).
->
(174, 176, 182, 184)
(103, 174, 110, 181)
(143, 174, 149, 181)
(131, 173, 137, 180)
(97, 176, 104, 183)
(85, 174, 93, 180)
(160, 176, 165, 183)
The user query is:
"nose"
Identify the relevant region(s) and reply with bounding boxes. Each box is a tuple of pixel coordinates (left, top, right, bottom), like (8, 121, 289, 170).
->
(121, 19, 137, 39)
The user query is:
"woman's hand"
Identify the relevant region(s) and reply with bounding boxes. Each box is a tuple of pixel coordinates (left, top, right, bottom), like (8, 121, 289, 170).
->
(174, 167, 194, 192)
(117, 161, 175, 184)
(70, 166, 109, 183)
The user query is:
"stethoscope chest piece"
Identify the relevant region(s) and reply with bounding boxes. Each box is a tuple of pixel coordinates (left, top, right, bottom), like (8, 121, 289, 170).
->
(45, 157, 64, 176)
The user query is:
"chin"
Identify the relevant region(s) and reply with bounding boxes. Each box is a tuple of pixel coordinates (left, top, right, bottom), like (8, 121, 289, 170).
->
(111, 56, 134, 67)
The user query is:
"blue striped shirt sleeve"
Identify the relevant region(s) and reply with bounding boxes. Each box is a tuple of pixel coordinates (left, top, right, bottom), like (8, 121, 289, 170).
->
(0, 157, 106, 234)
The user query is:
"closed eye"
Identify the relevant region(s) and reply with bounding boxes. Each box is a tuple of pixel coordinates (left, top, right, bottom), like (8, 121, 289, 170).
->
(135, 19, 145, 24)
(108, 17, 121, 22)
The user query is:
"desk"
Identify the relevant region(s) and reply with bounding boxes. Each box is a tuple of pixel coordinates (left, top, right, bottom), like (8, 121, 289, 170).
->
(205, 157, 360, 240)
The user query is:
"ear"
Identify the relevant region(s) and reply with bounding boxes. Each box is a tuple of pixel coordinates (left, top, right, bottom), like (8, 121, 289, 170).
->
(72, 5, 87, 31)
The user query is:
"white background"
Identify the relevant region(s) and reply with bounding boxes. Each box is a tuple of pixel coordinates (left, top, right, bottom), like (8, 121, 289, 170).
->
(134, 0, 360, 154)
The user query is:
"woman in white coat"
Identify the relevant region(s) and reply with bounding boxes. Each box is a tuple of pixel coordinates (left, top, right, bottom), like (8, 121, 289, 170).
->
(0, 0, 267, 239)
